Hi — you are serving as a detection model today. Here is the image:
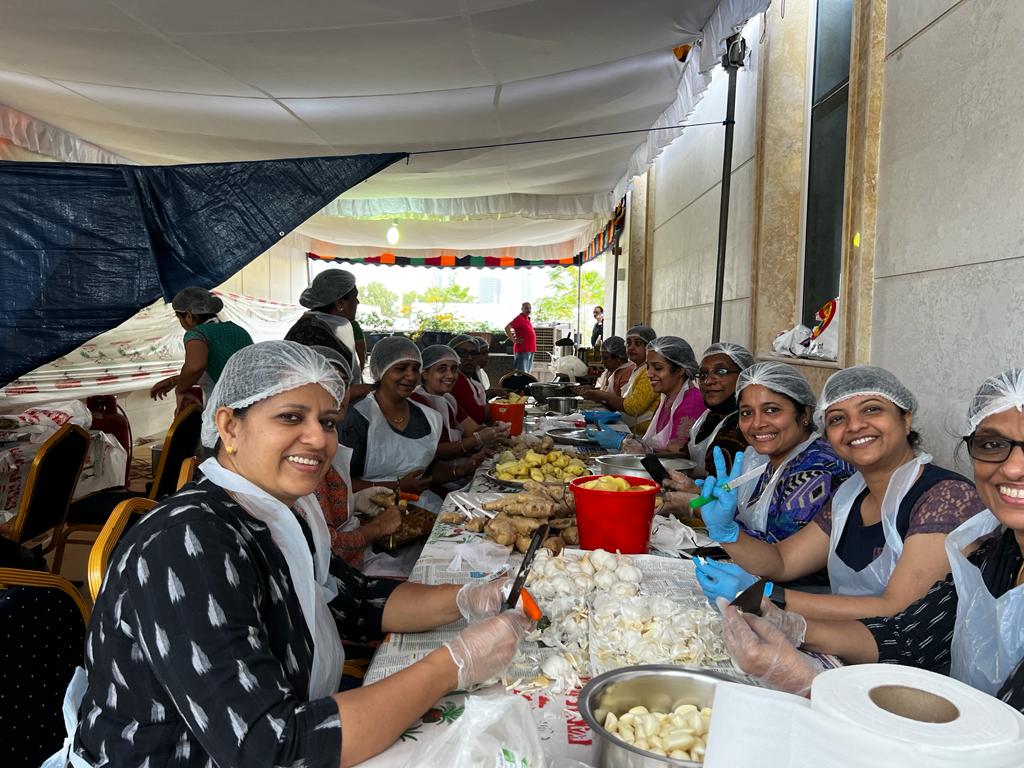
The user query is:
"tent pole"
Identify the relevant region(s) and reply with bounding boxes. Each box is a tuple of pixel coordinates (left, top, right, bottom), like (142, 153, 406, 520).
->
(610, 248, 620, 337)
(711, 33, 746, 343)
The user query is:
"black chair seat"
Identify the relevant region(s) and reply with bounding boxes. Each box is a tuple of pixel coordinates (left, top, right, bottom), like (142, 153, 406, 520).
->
(67, 488, 141, 526)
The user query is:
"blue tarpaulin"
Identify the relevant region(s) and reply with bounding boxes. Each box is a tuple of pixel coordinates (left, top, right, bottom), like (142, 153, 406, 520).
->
(0, 153, 405, 386)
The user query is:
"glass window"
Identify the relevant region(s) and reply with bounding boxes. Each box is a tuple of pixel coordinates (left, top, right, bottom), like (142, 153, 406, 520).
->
(800, 0, 854, 329)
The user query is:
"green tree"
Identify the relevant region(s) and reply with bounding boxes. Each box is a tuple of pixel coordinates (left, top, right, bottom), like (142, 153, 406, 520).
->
(361, 281, 399, 318)
(421, 284, 475, 304)
(533, 267, 604, 323)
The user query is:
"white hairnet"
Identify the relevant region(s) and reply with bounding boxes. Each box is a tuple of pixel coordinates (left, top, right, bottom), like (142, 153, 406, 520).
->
(421, 344, 460, 370)
(171, 287, 223, 316)
(309, 344, 353, 382)
(369, 336, 421, 380)
(448, 334, 479, 353)
(201, 341, 343, 448)
(474, 337, 490, 352)
(815, 365, 917, 428)
(646, 336, 698, 378)
(967, 368, 1024, 433)
(737, 361, 817, 408)
(626, 324, 657, 344)
(601, 336, 627, 359)
(299, 269, 356, 309)
(702, 342, 755, 371)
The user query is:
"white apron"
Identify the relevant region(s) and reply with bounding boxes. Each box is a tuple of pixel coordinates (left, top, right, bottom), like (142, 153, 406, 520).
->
(43, 460, 347, 768)
(946, 510, 1024, 695)
(311, 312, 363, 384)
(688, 408, 736, 477)
(642, 383, 698, 452)
(826, 453, 931, 596)
(734, 434, 819, 537)
(356, 395, 442, 482)
(414, 386, 463, 441)
(330, 444, 360, 534)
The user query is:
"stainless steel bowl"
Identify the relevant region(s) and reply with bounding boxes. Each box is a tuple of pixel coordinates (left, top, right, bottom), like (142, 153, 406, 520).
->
(527, 381, 579, 404)
(593, 454, 696, 480)
(579, 665, 731, 768)
(546, 396, 580, 415)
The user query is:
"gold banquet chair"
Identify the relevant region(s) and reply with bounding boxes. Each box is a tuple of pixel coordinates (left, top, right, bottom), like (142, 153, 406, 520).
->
(59, 405, 201, 565)
(176, 456, 199, 491)
(0, 567, 90, 767)
(86, 497, 156, 602)
(0, 424, 90, 573)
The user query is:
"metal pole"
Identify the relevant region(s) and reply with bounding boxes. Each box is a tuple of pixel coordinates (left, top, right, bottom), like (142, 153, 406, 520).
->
(711, 34, 746, 343)
(610, 247, 620, 337)
(576, 264, 583, 347)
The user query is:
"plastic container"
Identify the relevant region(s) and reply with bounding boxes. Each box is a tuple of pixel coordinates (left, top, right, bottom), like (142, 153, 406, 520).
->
(570, 474, 659, 554)
(490, 398, 526, 436)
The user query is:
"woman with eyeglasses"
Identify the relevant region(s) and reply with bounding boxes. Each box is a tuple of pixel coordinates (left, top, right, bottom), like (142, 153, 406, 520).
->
(687, 342, 756, 476)
(665, 362, 853, 544)
(715, 369, 1024, 712)
(578, 336, 635, 400)
(694, 366, 983, 621)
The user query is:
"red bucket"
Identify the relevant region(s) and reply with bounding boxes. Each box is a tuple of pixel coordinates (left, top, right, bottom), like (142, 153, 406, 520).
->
(489, 398, 526, 436)
(569, 474, 659, 554)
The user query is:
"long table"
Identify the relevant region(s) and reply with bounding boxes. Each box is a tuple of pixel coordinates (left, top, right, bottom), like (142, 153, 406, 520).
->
(354, 458, 748, 767)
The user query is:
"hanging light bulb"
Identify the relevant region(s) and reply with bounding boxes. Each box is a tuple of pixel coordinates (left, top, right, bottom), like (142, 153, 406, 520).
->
(386, 221, 400, 245)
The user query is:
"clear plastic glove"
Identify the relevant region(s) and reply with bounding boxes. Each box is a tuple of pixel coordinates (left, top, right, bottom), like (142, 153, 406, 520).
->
(756, 597, 808, 646)
(444, 611, 534, 689)
(456, 577, 510, 622)
(362, 506, 402, 542)
(585, 425, 626, 450)
(619, 437, 645, 454)
(352, 486, 397, 516)
(475, 426, 500, 447)
(695, 559, 764, 604)
(693, 447, 745, 542)
(716, 598, 823, 695)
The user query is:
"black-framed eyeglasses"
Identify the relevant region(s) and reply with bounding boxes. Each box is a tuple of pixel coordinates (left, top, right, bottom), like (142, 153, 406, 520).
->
(695, 367, 742, 381)
(963, 435, 1024, 463)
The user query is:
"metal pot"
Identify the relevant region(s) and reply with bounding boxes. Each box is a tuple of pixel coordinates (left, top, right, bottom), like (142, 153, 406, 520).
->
(546, 396, 580, 415)
(593, 454, 696, 480)
(527, 381, 578, 404)
(579, 665, 732, 768)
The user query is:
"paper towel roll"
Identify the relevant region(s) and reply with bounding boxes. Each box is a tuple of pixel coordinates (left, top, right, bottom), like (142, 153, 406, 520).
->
(811, 664, 1023, 751)
(705, 667, 1024, 768)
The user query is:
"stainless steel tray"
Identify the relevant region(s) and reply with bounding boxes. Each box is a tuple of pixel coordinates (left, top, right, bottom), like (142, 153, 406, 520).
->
(545, 427, 596, 446)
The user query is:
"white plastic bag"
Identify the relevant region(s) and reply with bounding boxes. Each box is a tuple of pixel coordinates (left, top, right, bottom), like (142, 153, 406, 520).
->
(405, 693, 546, 768)
(772, 324, 811, 357)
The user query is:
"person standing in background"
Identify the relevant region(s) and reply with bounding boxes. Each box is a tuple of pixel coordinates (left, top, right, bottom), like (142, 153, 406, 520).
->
(591, 305, 604, 348)
(505, 302, 536, 373)
(150, 287, 253, 412)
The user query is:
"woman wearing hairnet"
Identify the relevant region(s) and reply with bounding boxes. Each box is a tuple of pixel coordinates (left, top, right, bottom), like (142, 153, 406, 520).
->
(53, 341, 533, 768)
(411, 345, 509, 464)
(695, 365, 983, 621)
(666, 362, 853, 543)
(448, 334, 491, 424)
(715, 369, 1024, 711)
(580, 325, 661, 435)
(308, 345, 401, 569)
(340, 337, 471, 514)
(689, 342, 756, 476)
(579, 336, 635, 399)
(149, 286, 253, 411)
(286, 269, 371, 397)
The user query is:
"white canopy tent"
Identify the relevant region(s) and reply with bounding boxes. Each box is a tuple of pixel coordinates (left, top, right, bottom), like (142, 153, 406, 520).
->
(0, 0, 768, 258)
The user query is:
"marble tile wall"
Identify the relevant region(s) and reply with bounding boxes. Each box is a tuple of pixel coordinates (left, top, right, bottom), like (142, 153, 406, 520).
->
(872, 0, 1024, 468)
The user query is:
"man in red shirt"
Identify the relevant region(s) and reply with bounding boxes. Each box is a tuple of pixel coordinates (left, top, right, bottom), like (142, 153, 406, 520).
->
(505, 302, 537, 373)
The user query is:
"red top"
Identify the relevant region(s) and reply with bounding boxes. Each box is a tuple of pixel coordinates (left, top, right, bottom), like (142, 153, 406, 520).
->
(451, 372, 488, 423)
(508, 313, 536, 352)
(409, 391, 469, 442)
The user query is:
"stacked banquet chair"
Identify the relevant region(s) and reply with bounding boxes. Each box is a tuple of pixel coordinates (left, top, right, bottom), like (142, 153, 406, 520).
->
(54, 405, 201, 570)
(0, 568, 89, 767)
(0, 424, 90, 574)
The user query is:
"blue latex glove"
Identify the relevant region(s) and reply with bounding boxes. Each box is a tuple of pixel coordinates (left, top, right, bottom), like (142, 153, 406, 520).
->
(584, 425, 626, 450)
(695, 559, 773, 604)
(693, 446, 745, 543)
(583, 411, 621, 426)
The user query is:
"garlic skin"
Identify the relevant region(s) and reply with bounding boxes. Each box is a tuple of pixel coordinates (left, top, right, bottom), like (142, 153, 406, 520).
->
(615, 564, 643, 583)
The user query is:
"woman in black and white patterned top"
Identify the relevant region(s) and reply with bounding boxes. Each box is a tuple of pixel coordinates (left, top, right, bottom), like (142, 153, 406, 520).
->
(56, 341, 532, 768)
(717, 368, 1024, 713)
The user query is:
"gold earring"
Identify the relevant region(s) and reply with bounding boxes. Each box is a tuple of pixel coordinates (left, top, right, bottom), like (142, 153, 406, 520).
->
(226, 445, 236, 455)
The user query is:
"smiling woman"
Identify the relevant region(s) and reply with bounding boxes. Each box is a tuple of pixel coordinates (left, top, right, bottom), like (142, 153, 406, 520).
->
(693, 365, 984, 623)
(50, 341, 535, 768)
(716, 368, 1024, 713)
